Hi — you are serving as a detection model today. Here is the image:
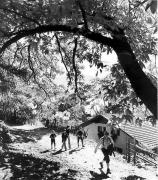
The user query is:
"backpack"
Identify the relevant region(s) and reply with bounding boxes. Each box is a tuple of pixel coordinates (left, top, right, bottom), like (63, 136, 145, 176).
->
(102, 136, 114, 156)
(50, 133, 56, 139)
(77, 130, 83, 137)
(62, 132, 68, 141)
(66, 127, 70, 135)
(107, 144, 114, 156)
(83, 131, 87, 138)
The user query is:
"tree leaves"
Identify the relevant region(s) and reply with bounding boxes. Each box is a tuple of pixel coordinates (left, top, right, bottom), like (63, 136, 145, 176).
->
(145, 0, 157, 14)
(135, 117, 143, 126)
(122, 114, 133, 123)
(0, 63, 28, 80)
(146, 115, 156, 126)
(0, 0, 156, 123)
(58, 103, 72, 112)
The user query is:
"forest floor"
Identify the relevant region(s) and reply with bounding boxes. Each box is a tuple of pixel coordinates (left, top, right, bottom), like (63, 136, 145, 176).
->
(0, 124, 157, 180)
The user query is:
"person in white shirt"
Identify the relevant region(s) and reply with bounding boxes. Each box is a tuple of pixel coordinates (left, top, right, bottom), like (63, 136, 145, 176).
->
(94, 130, 114, 174)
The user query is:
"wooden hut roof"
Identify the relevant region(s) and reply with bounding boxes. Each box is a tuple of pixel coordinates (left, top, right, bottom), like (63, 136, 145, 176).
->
(78, 115, 109, 128)
(120, 123, 158, 149)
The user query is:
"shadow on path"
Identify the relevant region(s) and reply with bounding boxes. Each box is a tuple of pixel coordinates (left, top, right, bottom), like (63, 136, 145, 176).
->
(0, 151, 77, 180)
(69, 148, 83, 154)
(121, 175, 146, 180)
(40, 149, 51, 153)
(90, 168, 109, 180)
(52, 149, 63, 155)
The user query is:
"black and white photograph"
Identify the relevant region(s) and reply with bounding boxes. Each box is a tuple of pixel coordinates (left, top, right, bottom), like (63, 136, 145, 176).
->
(0, 0, 157, 179)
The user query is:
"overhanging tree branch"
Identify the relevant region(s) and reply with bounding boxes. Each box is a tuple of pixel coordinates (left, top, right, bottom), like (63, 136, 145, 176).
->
(0, 24, 157, 118)
(54, 33, 72, 84)
(72, 38, 84, 102)
(72, 38, 78, 93)
(0, 25, 114, 54)
(28, 44, 50, 99)
(28, 44, 36, 79)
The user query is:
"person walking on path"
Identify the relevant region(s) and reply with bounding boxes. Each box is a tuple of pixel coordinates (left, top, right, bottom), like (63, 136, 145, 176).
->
(76, 128, 85, 148)
(49, 130, 56, 150)
(66, 126, 71, 149)
(94, 131, 114, 174)
(61, 130, 68, 151)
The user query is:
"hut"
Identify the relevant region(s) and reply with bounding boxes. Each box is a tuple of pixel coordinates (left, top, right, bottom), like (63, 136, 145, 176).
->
(78, 115, 112, 142)
(115, 123, 158, 154)
(78, 115, 158, 155)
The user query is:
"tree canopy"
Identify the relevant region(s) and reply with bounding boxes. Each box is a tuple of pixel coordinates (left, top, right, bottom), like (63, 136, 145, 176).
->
(0, 0, 157, 122)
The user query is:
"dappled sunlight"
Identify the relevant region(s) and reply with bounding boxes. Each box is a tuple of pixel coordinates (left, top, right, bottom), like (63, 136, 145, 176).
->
(12, 121, 44, 130)
(1, 127, 157, 179)
(0, 0, 157, 179)
(34, 133, 157, 180)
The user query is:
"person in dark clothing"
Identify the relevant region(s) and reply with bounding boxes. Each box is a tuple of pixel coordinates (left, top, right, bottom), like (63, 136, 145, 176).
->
(61, 130, 68, 151)
(76, 128, 85, 147)
(94, 131, 114, 174)
(66, 126, 71, 149)
(50, 130, 56, 150)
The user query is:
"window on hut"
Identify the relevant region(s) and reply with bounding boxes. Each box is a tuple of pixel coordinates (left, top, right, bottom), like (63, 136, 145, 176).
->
(98, 126, 104, 139)
(98, 126, 102, 132)
(103, 127, 106, 133)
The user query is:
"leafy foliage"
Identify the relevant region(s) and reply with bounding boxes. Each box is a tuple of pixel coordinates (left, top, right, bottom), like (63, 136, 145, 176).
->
(0, 0, 157, 124)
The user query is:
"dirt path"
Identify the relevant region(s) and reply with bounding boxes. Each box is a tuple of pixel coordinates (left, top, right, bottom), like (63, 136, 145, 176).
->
(10, 132, 157, 180)
(1, 126, 157, 180)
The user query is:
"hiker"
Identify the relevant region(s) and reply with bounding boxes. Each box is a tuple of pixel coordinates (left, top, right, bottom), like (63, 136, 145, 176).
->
(66, 126, 71, 149)
(94, 131, 114, 174)
(50, 130, 56, 150)
(61, 130, 68, 151)
(76, 127, 85, 147)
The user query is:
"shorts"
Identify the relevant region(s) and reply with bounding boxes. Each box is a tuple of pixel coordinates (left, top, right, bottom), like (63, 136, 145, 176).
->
(51, 139, 55, 143)
(101, 148, 110, 163)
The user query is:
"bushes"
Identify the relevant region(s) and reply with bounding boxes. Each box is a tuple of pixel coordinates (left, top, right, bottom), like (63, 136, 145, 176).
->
(0, 108, 34, 125)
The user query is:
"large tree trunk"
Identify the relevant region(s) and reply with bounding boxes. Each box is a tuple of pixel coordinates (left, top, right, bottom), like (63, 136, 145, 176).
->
(83, 30, 157, 118)
(111, 34, 157, 119)
(116, 51, 157, 118)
